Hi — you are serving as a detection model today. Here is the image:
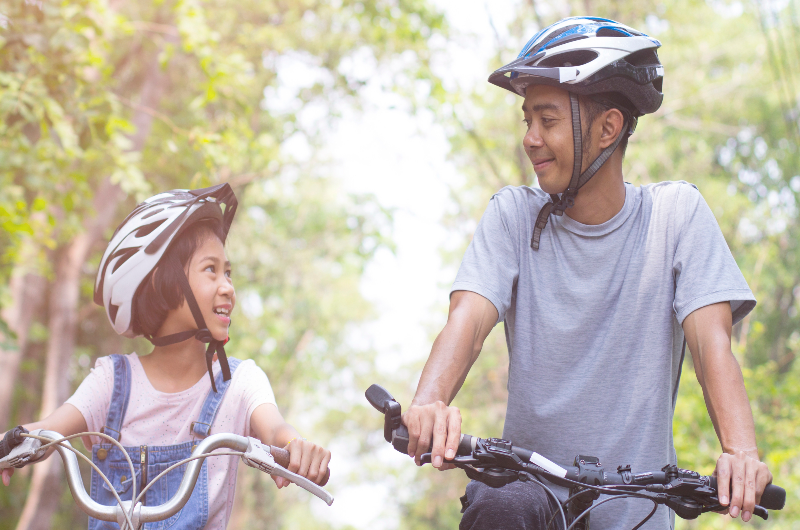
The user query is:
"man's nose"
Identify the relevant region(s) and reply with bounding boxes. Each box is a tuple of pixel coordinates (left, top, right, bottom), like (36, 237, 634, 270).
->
(523, 125, 544, 150)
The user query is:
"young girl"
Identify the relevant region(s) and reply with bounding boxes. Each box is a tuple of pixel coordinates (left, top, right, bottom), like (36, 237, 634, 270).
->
(1, 184, 331, 528)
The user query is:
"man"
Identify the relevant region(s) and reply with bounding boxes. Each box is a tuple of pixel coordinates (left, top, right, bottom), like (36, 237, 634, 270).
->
(402, 17, 773, 529)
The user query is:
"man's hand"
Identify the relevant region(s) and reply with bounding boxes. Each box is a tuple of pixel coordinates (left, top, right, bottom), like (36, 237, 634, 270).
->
(715, 450, 772, 522)
(274, 438, 331, 488)
(403, 401, 462, 469)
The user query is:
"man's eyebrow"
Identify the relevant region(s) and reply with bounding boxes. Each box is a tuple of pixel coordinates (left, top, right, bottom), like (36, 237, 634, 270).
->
(532, 103, 561, 113)
(521, 102, 561, 113)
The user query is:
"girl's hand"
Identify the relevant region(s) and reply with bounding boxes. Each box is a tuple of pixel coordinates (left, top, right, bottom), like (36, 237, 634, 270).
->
(273, 438, 330, 488)
(1, 468, 14, 486)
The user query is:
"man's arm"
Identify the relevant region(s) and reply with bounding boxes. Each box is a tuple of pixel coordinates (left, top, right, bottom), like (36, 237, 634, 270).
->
(403, 290, 498, 468)
(683, 301, 772, 523)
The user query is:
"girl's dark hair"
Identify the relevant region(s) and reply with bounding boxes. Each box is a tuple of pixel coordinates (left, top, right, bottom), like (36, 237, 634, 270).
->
(131, 218, 226, 337)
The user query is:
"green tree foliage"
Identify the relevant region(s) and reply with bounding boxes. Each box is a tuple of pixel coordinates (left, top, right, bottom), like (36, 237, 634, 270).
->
(399, 0, 800, 528)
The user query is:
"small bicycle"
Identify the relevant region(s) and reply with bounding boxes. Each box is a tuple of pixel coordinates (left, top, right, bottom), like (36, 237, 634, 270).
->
(365, 384, 786, 529)
(0, 427, 333, 529)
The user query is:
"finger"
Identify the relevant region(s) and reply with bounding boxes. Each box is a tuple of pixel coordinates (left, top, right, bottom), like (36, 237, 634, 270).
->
(444, 408, 462, 461)
(297, 440, 312, 478)
(438, 462, 457, 471)
(306, 446, 324, 484)
(272, 475, 287, 489)
(287, 439, 302, 474)
(405, 412, 420, 460)
(2, 469, 13, 486)
(729, 457, 745, 518)
(415, 412, 434, 467)
(431, 404, 449, 468)
(754, 462, 772, 506)
(716, 455, 731, 508)
(741, 459, 757, 522)
(317, 451, 331, 486)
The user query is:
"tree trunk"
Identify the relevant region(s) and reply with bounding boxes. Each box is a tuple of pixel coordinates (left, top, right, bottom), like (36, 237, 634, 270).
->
(0, 268, 47, 429)
(14, 50, 167, 530)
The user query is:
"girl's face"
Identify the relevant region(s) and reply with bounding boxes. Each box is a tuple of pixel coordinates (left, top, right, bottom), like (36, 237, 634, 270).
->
(164, 234, 235, 342)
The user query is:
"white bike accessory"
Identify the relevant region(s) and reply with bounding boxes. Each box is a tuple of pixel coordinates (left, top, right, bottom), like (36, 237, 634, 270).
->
(242, 437, 334, 506)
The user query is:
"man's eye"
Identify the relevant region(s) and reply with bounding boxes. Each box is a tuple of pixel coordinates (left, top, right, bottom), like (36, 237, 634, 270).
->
(522, 118, 532, 128)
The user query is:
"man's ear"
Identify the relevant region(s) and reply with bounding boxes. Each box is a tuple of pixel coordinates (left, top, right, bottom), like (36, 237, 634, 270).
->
(598, 108, 625, 149)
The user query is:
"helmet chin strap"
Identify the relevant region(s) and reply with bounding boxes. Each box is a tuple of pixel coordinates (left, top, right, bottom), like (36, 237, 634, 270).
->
(531, 93, 628, 250)
(146, 254, 232, 393)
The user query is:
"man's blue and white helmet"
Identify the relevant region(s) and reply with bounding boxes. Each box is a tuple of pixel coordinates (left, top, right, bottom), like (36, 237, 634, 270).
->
(489, 17, 664, 117)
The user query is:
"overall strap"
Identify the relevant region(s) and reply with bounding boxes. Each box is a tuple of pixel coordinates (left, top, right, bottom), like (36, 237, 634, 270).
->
(191, 357, 243, 438)
(102, 354, 132, 442)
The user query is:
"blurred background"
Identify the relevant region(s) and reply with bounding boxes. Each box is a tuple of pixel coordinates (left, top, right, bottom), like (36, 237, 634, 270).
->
(0, 0, 798, 528)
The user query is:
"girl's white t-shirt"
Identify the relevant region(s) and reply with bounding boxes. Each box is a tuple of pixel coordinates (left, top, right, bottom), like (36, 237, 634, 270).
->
(66, 353, 277, 529)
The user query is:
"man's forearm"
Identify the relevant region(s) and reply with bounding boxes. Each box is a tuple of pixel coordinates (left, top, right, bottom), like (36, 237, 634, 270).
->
(412, 320, 479, 407)
(412, 291, 498, 407)
(697, 348, 758, 455)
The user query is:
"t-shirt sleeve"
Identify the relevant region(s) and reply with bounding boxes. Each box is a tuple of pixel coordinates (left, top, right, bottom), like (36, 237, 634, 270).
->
(236, 360, 278, 436)
(450, 189, 521, 323)
(672, 184, 756, 325)
(65, 356, 114, 444)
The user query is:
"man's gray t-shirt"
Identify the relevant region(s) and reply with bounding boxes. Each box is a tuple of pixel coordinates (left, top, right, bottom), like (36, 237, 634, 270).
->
(451, 181, 755, 529)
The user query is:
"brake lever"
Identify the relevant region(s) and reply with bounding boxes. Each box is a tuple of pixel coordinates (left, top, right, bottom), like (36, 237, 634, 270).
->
(703, 503, 769, 521)
(419, 453, 480, 467)
(0, 430, 46, 470)
(241, 437, 334, 506)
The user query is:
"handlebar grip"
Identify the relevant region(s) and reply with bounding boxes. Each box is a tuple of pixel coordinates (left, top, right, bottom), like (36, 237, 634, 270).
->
(392, 425, 410, 454)
(708, 477, 786, 510)
(0, 426, 29, 459)
(270, 446, 290, 468)
(268, 444, 331, 486)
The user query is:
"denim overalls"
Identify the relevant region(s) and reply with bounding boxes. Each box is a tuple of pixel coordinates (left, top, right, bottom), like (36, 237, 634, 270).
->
(89, 354, 242, 530)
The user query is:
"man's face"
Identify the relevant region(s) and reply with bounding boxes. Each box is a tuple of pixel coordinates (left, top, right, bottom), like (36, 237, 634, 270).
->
(522, 84, 580, 194)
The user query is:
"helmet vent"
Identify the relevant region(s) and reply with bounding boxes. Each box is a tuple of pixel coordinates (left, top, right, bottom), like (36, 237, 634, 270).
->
(653, 77, 663, 92)
(539, 50, 598, 68)
(597, 27, 630, 38)
(111, 246, 140, 274)
(624, 49, 660, 66)
(109, 303, 119, 324)
(135, 219, 167, 238)
(142, 208, 165, 220)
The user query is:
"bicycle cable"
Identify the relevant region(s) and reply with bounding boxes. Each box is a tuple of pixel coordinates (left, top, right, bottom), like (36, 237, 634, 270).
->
(629, 499, 659, 530)
(134, 451, 244, 506)
(565, 495, 653, 530)
(22, 432, 137, 530)
(526, 473, 569, 530)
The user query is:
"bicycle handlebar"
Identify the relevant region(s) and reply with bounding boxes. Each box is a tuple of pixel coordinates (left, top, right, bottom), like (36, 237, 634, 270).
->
(365, 383, 787, 522)
(1, 429, 332, 528)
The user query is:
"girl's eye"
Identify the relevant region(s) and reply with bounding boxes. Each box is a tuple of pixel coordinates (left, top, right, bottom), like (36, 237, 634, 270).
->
(225, 270, 231, 278)
(205, 265, 215, 273)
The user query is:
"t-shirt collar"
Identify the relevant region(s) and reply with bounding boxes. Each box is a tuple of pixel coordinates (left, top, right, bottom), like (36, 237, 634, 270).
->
(552, 182, 636, 237)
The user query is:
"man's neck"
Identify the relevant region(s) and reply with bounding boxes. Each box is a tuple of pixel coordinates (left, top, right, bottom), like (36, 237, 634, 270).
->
(563, 156, 626, 225)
